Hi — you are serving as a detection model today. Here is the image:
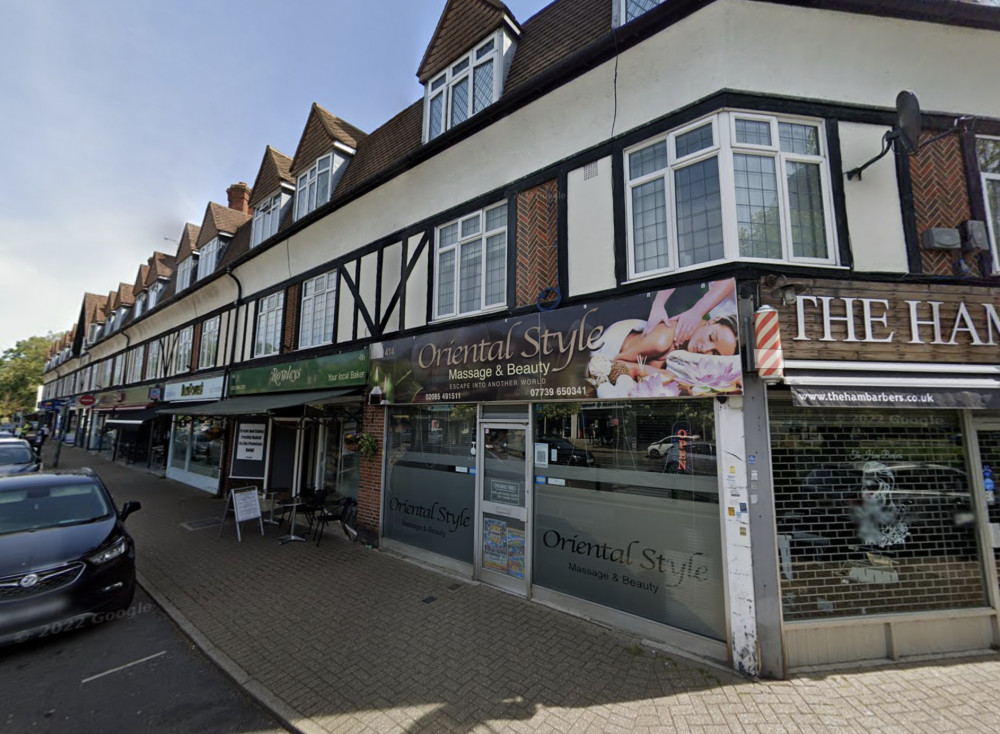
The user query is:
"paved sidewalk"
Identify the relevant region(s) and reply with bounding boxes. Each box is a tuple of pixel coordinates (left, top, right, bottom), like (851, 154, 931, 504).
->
(45, 444, 1000, 733)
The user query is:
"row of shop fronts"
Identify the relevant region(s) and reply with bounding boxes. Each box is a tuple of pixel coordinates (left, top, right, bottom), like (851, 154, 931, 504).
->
(54, 275, 1000, 677)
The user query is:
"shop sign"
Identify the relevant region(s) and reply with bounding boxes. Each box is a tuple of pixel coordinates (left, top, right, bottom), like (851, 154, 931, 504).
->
(77, 394, 96, 407)
(228, 349, 368, 395)
(164, 376, 224, 402)
(791, 385, 1000, 410)
(371, 279, 741, 404)
(94, 385, 160, 409)
(761, 279, 1000, 365)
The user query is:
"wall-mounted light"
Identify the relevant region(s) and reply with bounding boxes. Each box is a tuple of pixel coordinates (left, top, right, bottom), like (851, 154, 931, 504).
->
(763, 274, 807, 306)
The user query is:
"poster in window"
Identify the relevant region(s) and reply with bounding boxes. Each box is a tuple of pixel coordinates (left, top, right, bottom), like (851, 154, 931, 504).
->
(483, 518, 508, 573)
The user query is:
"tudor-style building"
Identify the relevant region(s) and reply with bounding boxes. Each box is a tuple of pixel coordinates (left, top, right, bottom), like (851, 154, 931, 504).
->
(42, 0, 1000, 678)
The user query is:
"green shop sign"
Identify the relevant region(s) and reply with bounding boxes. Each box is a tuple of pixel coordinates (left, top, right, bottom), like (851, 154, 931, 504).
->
(228, 349, 369, 395)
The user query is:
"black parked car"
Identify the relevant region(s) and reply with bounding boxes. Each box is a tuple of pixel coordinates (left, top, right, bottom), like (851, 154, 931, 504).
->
(537, 436, 596, 467)
(0, 469, 141, 645)
(0, 438, 41, 475)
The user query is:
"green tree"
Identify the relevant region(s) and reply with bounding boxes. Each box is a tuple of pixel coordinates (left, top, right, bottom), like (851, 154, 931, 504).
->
(0, 335, 55, 420)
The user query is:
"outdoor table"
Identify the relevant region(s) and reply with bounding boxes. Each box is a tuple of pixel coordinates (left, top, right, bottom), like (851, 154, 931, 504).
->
(260, 489, 291, 526)
(278, 496, 307, 544)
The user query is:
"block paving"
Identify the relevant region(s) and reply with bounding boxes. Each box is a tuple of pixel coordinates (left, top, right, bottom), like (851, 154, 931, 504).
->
(44, 444, 1000, 734)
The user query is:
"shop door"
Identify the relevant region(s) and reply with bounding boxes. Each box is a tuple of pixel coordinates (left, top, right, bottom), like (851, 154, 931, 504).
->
(476, 422, 530, 596)
(972, 419, 1000, 610)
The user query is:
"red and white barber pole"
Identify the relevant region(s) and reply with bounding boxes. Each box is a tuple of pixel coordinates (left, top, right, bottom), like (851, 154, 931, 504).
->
(754, 305, 784, 383)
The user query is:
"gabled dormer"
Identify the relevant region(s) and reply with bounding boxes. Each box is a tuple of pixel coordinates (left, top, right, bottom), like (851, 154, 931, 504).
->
(612, 0, 665, 27)
(131, 263, 150, 318)
(290, 103, 367, 222)
(417, 0, 520, 143)
(194, 197, 251, 282)
(172, 222, 202, 293)
(145, 250, 177, 309)
(249, 147, 294, 248)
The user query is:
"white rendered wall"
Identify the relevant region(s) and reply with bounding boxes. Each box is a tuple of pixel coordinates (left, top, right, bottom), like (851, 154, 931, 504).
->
(839, 122, 910, 273)
(567, 157, 616, 297)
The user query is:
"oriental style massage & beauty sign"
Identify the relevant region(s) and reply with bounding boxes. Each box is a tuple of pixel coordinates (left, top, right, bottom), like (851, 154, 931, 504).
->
(371, 279, 741, 404)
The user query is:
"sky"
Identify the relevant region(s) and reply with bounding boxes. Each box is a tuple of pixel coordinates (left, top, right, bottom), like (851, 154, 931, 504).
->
(0, 0, 552, 354)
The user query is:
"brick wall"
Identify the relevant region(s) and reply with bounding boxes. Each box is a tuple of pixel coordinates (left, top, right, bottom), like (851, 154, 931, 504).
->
(909, 132, 987, 277)
(283, 284, 299, 353)
(357, 403, 385, 546)
(515, 180, 560, 307)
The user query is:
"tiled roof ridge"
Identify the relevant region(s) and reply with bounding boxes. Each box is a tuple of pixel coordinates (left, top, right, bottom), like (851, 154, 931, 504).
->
(249, 146, 294, 208)
(312, 103, 369, 149)
(417, 0, 514, 83)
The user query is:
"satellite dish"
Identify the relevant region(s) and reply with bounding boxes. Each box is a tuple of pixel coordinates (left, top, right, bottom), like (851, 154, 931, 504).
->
(846, 89, 923, 180)
(894, 90, 921, 155)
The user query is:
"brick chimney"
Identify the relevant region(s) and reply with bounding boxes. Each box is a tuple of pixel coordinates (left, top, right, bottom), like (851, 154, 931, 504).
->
(227, 182, 252, 214)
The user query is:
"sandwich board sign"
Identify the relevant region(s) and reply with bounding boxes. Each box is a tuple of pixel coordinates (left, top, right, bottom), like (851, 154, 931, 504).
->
(219, 486, 263, 542)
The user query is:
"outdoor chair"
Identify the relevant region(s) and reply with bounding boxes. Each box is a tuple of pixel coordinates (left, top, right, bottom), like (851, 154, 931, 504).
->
(314, 496, 357, 546)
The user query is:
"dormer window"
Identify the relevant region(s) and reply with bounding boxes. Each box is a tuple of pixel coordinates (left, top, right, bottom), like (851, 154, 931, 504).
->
(134, 293, 146, 318)
(424, 35, 505, 142)
(295, 153, 348, 221)
(251, 192, 288, 247)
(88, 323, 101, 344)
(615, 0, 665, 26)
(197, 237, 227, 281)
(176, 256, 197, 291)
(148, 283, 162, 309)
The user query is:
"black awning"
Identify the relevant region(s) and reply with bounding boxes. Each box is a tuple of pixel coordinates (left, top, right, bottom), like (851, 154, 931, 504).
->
(158, 388, 358, 416)
(104, 407, 164, 425)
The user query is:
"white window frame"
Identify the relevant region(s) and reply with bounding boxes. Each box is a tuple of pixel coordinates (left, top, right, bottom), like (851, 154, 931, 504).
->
(618, 0, 664, 25)
(251, 192, 285, 247)
(147, 341, 162, 380)
(254, 292, 284, 358)
(148, 283, 162, 309)
(197, 238, 224, 281)
(423, 34, 502, 142)
(623, 110, 838, 281)
(295, 154, 342, 220)
(128, 345, 145, 383)
(176, 257, 196, 291)
(299, 271, 337, 349)
(199, 316, 220, 369)
(432, 202, 508, 321)
(174, 326, 193, 375)
(134, 293, 145, 318)
(977, 135, 1000, 275)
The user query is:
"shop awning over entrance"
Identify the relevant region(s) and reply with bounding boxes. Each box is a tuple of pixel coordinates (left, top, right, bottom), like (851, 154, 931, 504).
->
(104, 406, 163, 425)
(158, 388, 358, 416)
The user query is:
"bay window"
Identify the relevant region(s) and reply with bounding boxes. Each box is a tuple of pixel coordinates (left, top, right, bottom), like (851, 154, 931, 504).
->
(299, 271, 336, 349)
(624, 111, 836, 279)
(434, 202, 507, 319)
(254, 292, 284, 358)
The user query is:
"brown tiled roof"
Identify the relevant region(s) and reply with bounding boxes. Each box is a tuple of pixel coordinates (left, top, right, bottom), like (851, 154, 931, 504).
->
(174, 224, 201, 263)
(503, 0, 610, 94)
(417, 0, 514, 83)
(336, 0, 609, 200)
(147, 251, 176, 285)
(132, 263, 150, 295)
(217, 218, 253, 272)
(80, 293, 105, 330)
(335, 101, 423, 196)
(116, 282, 135, 308)
(290, 104, 369, 179)
(196, 202, 252, 247)
(248, 146, 293, 209)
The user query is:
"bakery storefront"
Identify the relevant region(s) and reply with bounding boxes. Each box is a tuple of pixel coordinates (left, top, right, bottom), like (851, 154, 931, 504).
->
(760, 277, 1000, 668)
(372, 278, 752, 661)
